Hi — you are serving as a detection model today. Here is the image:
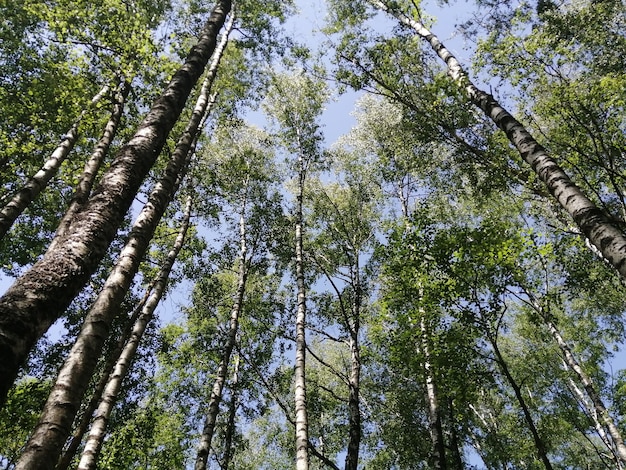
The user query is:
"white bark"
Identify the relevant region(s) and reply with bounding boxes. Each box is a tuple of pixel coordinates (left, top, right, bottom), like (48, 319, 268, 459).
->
(366, 0, 626, 280)
(77, 196, 192, 470)
(49, 81, 130, 251)
(195, 166, 249, 470)
(295, 153, 309, 470)
(15, 4, 228, 462)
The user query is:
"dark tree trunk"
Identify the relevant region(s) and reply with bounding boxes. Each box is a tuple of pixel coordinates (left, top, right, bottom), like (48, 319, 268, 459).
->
(490, 338, 554, 470)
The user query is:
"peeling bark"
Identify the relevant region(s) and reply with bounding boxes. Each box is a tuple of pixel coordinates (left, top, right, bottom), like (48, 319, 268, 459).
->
(0, 0, 231, 407)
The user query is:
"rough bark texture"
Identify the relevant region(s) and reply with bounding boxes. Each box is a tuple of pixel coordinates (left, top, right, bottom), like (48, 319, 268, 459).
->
(49, 81, 130, 252)
(490, 338, 554, 470)
(55, 286, 152, 470)
(14, 11, 227, 464)
(77, 196, 192, 470)
(367, 0, 626, 280)
(295, 155, 310, 470)
(0, 84, 109, 240)
(195, 178, 248, 470)
(0, 0, 231, 407)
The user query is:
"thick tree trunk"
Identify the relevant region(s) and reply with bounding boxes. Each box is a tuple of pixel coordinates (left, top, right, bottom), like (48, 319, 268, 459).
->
(195, 176, 248, 470)
(367, 0, 626, 280)
(0, 0, 231, 407)
(420, 317, 447, 470)
(77, 196, 192, 470)
(0, 84, 110, 240)
(14, 19, 227, 465)
(55, 286, 153, 470)
(295, 156, 310, 470)
(49, 81, 131, 252)
(490, 338, 554, 470)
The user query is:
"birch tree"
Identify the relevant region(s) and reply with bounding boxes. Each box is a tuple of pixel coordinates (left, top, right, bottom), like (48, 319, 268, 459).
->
(264, 71, 328, 470)
(0, 0, 232, 406)
(329, 0, 626, 280)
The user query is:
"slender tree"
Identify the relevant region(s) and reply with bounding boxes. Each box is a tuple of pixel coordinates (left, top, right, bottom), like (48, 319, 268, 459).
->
(361, 0, 626, 280)
(78, 195, 193, 470)
(49, 80, 131, 251)
(264, 71, 328, 470)
(14, 12, 230, 465)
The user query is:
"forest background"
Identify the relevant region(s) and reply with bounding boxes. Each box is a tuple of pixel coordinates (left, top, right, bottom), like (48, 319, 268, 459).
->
(1, 0, 626, 469)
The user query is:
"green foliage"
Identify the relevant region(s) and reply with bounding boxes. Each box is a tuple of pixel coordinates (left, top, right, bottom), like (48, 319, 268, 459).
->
(0, 379, 51, 468)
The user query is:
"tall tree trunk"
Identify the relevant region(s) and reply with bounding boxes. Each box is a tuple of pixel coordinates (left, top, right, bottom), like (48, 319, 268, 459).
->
(221, 355, 241, 470)
(446, 398, 464, 470)
(0, 84, 110, 240)
(528, 299, 626, 464)
(0, 0, 232, 407)
(345, 264, 362, 470)
(489, 337, 554, 470)
(295, 154, 310, 470)
(195, 174, 248, 470)
(14, 22, 227, 465)
(367, 0, 626, 280)
(77, 196, 193, 470)
(49, 81, 131, 252)
(55, 285, 154, 470)
(420, 317, 447, 470)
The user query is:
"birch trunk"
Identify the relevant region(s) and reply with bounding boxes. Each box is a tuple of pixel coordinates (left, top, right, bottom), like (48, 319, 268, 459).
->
(221, 355, 240, 470)
(295, 153, 310, 470)
(195, 173, 248, 470)
(49, 81, 131, 252)
(489, 337, 554, 470)
(55, 285, 153, 470)
(345, 264, 362, 470)
(0, 84, 110, 240)
(367, 0, 626, 280)
(77, 196, 192, 470)
(420, 317, 447, 470)
(543, 316, 626, 463)
(15, 21, 227, 465)
(0, 0, 231, 406)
